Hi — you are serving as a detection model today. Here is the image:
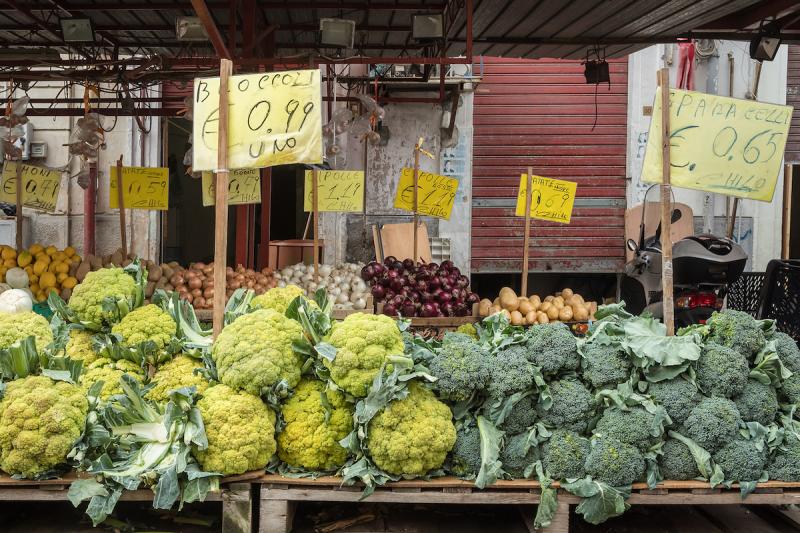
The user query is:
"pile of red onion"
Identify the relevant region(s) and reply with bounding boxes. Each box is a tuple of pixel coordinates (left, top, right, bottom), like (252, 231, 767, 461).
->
(361, 257, 480, 317)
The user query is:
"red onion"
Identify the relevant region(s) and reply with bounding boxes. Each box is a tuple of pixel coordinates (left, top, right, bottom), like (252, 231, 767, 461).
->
(371, 285, 386, 299)
(437, 291, 452, 304)
(383, 303, 398, 316)
(361, 264, 376, 281)
(457, 275, 470, 289)
(403, 258, 415, 270)
(421, 303, 437, 317)
(390, 278, 404, 292)
(441, 260, 454, 270)
(402, 300, 416, 317)
(384, 256, 398, 266)
(466, 292, 480, 305)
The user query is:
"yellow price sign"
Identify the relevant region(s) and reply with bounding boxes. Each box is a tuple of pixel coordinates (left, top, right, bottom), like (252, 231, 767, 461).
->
(515, 175, 577, 224)
(643, 87, 793, 202)
(192, 69, 323, 172)
(393, 168, 458, 220)
(202, 168, 261, 206)
(110, 166, 169, 210)
(303, 170, 364, 212)
(0, 162, 62, 212)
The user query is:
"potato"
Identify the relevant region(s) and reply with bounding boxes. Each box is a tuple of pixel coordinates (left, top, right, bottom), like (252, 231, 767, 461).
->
(525, 310, 537, 325)
(561, 288, 574, 299)
(571, 294, 585, 305)
(501, 309, 512, 320)
(499, 286, 515, 297)
(479, 298, 493, 317)
(559, 306, 574, 322)
(110, 250, 124, 266)
(553, 296, 565, 307)
(537, 311, 549, 324)
(500, 291, 519, 312)
(518, 300, 534, 315)
(546, 305, 560, 320)
(530, 295, 541, 308)
(573, 305, 589, 321)
(544, 295, 554, 302)
(539, 301, 552, 313)
(588, 301, 598, 314)
(510, 310, 524, 326)
(145, 281, 156, 298)
(76, 261, 91, 282)
(493, 297, 500, 307)
(490, 305, 502, 315)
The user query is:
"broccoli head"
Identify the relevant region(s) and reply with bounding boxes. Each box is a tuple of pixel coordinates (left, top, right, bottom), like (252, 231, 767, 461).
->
(81, 358, 144, 400)
(594, 406, 659, 452)
(707, 310, 766, 360)
(65, 329, 100, 365)
(526, 323, 580, 375)
(733, 379, 778, 426)
(542, 429, 589, 480)
(455, 323, 478, 340)
(488, 344, 536, 398)
(429, 333, 491, 402)
(68, 267, 138, 326)
(683, 397, 743, 453)
(768, 437, 800, 481)
(449, 423, 482, 477)
(501, 432, 538, 479)
(647, 377, 701, 426)
(773, 332, 800, 373)
(580, 342, 632, 390)
(0, 311, 53, 352)
(250, 285, 308, 314)
(500, 394, 537, 435)
(659, 438, 700, 481)
(147, 354, 210, 403)
(584, 436, 645, 487)
(367, 382, 456, 476)
(712, 439, 767, 483)
(779, 373, 800, 405)
(537, 377, 594, 433)
(111, 304, 176, 350)
(696, 342, 749, 398)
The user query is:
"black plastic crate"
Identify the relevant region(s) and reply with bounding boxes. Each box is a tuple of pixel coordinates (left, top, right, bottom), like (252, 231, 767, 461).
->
(726, 272, 765, 318)
(757, 260, 800, 342)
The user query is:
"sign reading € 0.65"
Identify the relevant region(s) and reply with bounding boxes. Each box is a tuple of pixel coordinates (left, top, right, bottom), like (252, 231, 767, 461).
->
(0, 162, 62, 212)
(202, 168, 261, 206)
(192, 69, 323, 172)
(393, 168, 459, 220)
(515, 175, 577, 224)
(303, 170, 364, 212)
(642, 87, 793, 202)
(110, 166, 169, 210)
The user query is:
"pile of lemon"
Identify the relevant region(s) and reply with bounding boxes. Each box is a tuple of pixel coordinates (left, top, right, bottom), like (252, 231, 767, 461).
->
(0, 244, 80, 302)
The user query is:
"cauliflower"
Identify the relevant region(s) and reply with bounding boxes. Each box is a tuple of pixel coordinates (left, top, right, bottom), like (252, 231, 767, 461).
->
(455, 323, 478, 339)
(65, 329, 100, 365)
(696, 342, 749, 398)
(323, 313, 405, 398)
(585, 436, 645, 486)
(81, 358, 144, 400)
(0, 375, 88, 477)
(68, 267, 138, 326)
(250, 285, 307, 314)
(111, 304, 176, 350)
(0, 310, 53, 352)
(367, 382, 456, 476)
(147, 355, 210, 403)
(429, 332, 491, 402)
(277, 379, 353, 471)
(194, 384, 277, 475)
(212, 309, 305, 396)
(542, 429, 589, 480)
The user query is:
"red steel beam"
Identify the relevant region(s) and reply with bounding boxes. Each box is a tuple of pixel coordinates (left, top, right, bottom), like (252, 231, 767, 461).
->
(189, 0, 231, 59)
(0, 1, 445, 10)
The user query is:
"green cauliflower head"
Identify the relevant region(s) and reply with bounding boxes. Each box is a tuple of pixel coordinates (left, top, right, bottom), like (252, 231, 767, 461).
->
(111, 304, 176, 350)
(0, 375, 88, 477)
(147, 354, 210, 403)
(212, 309, 305, 396)
(250, 285, 307, 314)
(277, 378, 353, 471)
(323, 313, 405, 398)
(68, 267, 138, 326)
(65, 329, 100, 365)
(194, 384, 277, 475)
(367, 381, 456, 476)
(81, 358, 144, 400)
(0, 311, 53, 352)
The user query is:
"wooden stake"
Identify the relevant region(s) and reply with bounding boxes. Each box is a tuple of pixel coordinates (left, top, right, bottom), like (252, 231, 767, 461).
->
(658, 68, 675, 336)
(14, 161, 22, 251)
(412, 139, 421, 264)
(115, 156, 127, 258)
(213, 58, 233, 338)
(521, 167, 533, 297)
(312, 167, 319, 278)
(783, 163, 793, 260)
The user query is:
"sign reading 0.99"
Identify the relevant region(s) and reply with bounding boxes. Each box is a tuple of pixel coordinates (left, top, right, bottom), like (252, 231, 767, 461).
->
(0, 162, 62, 212)
(110, 166, 169, 210)
(192, 69, 323, 172)
(642, 87, 793, 202)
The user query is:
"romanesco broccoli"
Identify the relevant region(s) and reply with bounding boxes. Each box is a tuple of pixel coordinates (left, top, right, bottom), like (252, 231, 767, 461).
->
(647, 377, 701, 426)
(68, 267, 138, 326)
(542, 429, 589, 480)
(0, 311, 53, 352)
(111, 304, 176, 350)
(733, 378, 778, 426)
(584, 436, 645, 486)
(696, 342, 749, 398)
(526, 322, 580, 375)
(683, 397, 742, 453)
(429, 332, 491, 402)
(537, 377, 594, 433)
(146, 355, 209, 403)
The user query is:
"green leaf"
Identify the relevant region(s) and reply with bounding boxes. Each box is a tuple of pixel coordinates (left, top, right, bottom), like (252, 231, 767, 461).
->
(533, 461, 558, 529)
(668, 431, 718, 483)
(740, 480, 758, 498)
(67, 478, 108, 507)
(315, 342, 338, 362)
(562, 478, 630, 525)
(475, 416, 503, 489)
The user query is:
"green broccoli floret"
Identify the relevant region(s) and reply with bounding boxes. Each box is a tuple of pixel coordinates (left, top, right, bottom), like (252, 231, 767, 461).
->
(712, 439, 767, 483)
(773, 332, 800, 373)
(429, 333, 491, 402)
(537, 377, 594, 433)
(647, 377, 701, 426)
(449, 423, 481, 477)
(526, 323, 580, 375)
(733, 379, 778, 426)
(584, 436, 645, 486)
(683, 397, 743, 453)
(768, 437, 800, 481)
(707, 310, 766, 360)
(488, 344, 535, 398)
(500, 395, 537, 435)
(659, 438, 700, 480)
(594, 406, 659, 452)
(500, 432, 538, 479)
(779, 374, 800, 404)
(696, 342, 749, 398)
(580, 342, 632, 390)
(542, 429, 589, 480)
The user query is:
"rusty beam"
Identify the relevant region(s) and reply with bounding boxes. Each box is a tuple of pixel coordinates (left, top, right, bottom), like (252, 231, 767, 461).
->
(189, 0, 230, 59)
(0, 1, 444, 9)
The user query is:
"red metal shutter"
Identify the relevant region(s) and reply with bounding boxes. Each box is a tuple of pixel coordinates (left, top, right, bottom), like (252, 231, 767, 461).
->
(471, 57, 628, 273)
(787, 45, 800, 163)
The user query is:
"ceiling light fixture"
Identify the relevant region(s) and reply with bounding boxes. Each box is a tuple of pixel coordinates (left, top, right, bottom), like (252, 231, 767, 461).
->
(749, 20, 782, 62)
(412, 14, 444, 42)
(176, 16, 209, 41)
(320, 18, 355, 48)
(59, 18, 95, 43)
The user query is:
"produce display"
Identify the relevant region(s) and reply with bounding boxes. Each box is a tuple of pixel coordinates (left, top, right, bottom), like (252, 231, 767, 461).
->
(273, 262, 369, 311)
(479, 287, 598, 325)
(361, 257, 480, 317)
(3, 260, 800, 529)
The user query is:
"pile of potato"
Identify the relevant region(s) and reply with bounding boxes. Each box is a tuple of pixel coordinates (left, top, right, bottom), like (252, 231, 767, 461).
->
(478, 287, 597, 326)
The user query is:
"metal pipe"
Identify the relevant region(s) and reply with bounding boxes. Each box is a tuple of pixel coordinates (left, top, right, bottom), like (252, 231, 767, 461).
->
(83, 161, 96, 255)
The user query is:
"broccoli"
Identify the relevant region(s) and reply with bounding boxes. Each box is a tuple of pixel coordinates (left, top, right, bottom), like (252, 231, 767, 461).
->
(526, 323, 580, 375)
(594, 406, 659, 452)
(683, 397, 743, 453)
(733, 379, 778, 426)
(706, 310, 766, 360)
(647, 377, 701, 426)
(542, 429, 589, 480)
(773, 332, 800, 373)
(712, 439, 767, 483)
(500, 432, 538, 479)
(488, 344, 536, 398)
(449, 423, 481, 477)
(429, 333, 491, 402)
(659, 438, 700, 481)
(499, 394, 537, 435)
(580, 342, 632, 390)
(455, 323, 478, 340)
(537, 377, 594, 433)
(584, 436, 645, 486)
(696, 342, 749, 398)
(779, 374, 800, 404)
(768, 437, 800, 481)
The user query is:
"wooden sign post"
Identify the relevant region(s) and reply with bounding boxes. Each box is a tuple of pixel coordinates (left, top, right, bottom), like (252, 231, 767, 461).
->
(412, 138, 421, 264)
(658, 68, 675, 336)
(212, 58, 233, 338)
(521, 167, 533, 297)
(115, 155, 127, 258)
(13, 159, 21, 250)
(312, 167, 319, 278)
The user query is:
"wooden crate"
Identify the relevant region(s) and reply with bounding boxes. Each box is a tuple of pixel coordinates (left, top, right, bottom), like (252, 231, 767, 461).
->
(194, 296, 373, 322)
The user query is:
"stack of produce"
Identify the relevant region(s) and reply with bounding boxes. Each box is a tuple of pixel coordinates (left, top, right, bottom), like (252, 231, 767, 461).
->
(479, 287, 597, 325)
(0, 244, 80, 302)
(360, 257, 480, 317)
(272, 262, 369, 310)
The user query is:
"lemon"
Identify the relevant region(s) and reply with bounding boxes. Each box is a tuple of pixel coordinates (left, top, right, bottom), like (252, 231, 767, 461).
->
(54, 262, 69, 274)
(28, 243, 44, 255)
(39, 271, 57, 289)
(45, 246, 57, 256)
(3, 258, 16, 268)
(16, 250, 32, 268)
(64, 246, 76, 257)
(33, 260, 48, 276)
(61, 276, 78, 289)
(1, 248, 16, 260)
(29, 283, 40, 294)
(28, 273, 38, 285)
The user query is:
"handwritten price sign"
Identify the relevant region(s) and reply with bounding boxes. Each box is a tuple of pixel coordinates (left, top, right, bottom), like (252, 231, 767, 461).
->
(202, 168, 261, 206)
(643, 87, 793, 202)
(393, 168, 458, 220)
(192, 69, 323, 172)
(515, 175, 577, 224)
(110, 166, 169, 210)
(0, 162, 62, 212)
(303, 170, 364, 212)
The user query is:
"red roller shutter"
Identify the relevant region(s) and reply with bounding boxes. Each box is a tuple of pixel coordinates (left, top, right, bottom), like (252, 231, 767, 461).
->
(472, 57, 628, 273)
(787, 45, 800, 163)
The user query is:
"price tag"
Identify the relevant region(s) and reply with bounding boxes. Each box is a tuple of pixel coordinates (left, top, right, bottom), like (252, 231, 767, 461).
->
(393, 168, 458, 220)
(642, 87, 793, 202)
(202, 168, 261, 206)
(303, 170, 364, 212)
(0, 162, 62, 212)
(110, 166, 169, 210)
(192, 69, 323, 172)
(515, 175, 577, 224)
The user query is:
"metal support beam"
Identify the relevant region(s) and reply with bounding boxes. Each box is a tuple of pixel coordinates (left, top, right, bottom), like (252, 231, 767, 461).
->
(0, 1, 445, 10)
(189, 0, 231, 59)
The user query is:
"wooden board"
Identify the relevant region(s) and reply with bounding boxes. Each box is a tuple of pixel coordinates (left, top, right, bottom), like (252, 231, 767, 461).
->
(375, 302, 480, 327)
